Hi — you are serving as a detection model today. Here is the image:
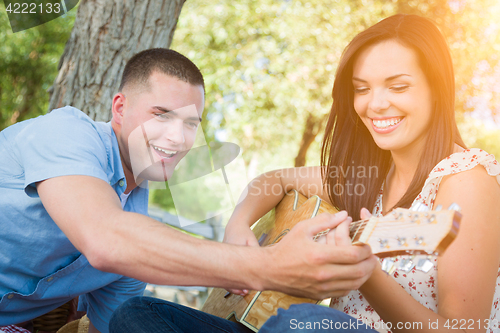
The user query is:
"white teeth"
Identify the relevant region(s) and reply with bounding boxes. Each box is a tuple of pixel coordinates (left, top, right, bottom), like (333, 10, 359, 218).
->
(373, 118, 402, 129)
(153, 146, 177, 156)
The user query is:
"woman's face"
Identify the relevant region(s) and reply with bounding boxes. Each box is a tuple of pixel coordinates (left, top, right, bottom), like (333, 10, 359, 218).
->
(352, 40, 433, 155)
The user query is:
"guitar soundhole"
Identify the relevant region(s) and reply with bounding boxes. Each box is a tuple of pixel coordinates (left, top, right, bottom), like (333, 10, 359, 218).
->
(270, 229, 289, 245)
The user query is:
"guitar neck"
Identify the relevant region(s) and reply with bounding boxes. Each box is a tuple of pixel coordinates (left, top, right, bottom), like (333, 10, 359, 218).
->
(313, 219, 368, 243)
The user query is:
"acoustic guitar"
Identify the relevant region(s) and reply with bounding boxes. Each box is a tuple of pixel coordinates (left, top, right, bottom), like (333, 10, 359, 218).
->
(201, 190, 461, 332)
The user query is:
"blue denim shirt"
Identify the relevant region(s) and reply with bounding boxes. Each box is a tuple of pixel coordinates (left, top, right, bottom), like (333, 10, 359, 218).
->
(0, 107, 148, 332)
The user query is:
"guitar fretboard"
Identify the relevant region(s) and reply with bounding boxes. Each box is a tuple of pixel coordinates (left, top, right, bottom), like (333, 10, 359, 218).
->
(312, 219, 369, 243)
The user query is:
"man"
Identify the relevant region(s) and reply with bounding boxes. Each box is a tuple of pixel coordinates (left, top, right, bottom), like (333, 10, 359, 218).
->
(0, 49, 377, 333)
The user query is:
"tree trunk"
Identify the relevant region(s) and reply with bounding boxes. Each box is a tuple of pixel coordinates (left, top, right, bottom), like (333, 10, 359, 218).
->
(294, 113, 328, 167)
(48, 0, 185, 121)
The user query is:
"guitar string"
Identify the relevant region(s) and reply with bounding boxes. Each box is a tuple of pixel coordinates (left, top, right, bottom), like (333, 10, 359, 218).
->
(317, 213, 426, 231)
(348, 213, 432, 227)
(314, 219, 373, 238)
(315, 224, 434, 239)
(316, 226, 434, 244)
(316, 218, 433, 240)
(347, 213, 420, 228)
(313, 218, 370, 240)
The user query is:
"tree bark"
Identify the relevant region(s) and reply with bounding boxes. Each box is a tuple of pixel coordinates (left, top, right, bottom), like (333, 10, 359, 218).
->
(294, 113, 328, 167)
(48, 0, 185, 121)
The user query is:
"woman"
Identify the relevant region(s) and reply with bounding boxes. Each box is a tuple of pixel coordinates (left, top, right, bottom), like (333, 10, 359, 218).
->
(110, 14, 500, 332)
(224, 13, 500, 332)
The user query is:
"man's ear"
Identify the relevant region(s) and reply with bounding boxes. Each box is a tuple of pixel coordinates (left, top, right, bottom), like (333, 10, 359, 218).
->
(111, 93, 126, 125)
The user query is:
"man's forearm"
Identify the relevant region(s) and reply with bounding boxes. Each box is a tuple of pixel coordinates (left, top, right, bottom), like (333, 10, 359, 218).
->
(89, 210, 265, 291)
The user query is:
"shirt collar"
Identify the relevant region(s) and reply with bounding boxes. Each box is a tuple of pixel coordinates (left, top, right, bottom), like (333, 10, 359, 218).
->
(101, 122, 126, 188)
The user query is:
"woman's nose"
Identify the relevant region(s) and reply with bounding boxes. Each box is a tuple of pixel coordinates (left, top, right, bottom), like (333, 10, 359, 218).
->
(368, 89, 390, 112)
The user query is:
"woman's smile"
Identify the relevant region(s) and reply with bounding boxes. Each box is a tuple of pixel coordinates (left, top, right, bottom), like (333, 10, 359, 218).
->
(370, 116, 405, 133)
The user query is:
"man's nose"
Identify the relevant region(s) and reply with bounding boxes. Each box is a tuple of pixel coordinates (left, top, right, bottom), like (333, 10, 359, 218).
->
(164, 120, 185, 145)
(368, 89, 390, 113)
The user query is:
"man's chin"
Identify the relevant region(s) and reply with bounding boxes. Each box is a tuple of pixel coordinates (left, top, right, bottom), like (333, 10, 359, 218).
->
(134, 164, 175, 183)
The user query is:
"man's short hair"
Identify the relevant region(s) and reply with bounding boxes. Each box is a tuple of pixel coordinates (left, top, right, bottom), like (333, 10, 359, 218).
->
(119, 48, 204, 92)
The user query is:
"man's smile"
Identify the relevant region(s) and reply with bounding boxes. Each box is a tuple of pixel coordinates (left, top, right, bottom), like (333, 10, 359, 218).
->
(151, 144, 178, 158)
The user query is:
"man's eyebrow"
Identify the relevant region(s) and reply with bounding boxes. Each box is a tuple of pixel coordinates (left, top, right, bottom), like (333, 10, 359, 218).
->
(352, 74, 411, 82)
(152, 106, 173, 113)
(152, 106, 201, 122)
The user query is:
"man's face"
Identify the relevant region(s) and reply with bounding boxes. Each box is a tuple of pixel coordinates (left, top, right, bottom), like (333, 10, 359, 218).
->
(116, 72, 205, 184)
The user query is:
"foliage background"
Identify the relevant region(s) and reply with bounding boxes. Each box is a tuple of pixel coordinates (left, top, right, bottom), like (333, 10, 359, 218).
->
(1, 0, 500, 217)
(171, 0, 500, 172)
(0, 2, 74, 129)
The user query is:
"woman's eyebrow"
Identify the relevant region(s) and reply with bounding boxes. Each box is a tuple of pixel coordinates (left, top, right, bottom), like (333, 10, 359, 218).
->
(385, 74, 411, 81)
(352, 73, 411, 82)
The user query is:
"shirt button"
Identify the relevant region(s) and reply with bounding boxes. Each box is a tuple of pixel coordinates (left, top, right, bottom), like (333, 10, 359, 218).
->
(47, 277, 54, 282)
(7, 294, 13, 299)
(119, 180, 125, 187)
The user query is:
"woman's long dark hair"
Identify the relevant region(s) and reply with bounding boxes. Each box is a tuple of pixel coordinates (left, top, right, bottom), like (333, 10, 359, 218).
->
(321, 14, 466, 221)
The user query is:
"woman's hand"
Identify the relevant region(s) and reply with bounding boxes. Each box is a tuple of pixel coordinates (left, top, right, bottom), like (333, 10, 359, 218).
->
(360, 207, 372, 220)
(223, 222, 260, 247)
(356, 207, 384, 292)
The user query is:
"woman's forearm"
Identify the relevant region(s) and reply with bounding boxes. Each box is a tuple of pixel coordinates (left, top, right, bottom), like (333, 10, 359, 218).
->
(359, 268, 474, 333)
(227, 166, 327, 228)
(227, 170, 288, 228)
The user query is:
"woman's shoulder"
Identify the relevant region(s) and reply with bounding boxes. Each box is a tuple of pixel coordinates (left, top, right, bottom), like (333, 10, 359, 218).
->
(446, 147, 497, 164)
(437, 148, 500, 196)
(414, 148, 500, 207)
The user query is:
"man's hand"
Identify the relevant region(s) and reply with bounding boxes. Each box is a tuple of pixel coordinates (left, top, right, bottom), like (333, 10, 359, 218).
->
(316, 212, 352, 246)
(259, 212, 377, 299)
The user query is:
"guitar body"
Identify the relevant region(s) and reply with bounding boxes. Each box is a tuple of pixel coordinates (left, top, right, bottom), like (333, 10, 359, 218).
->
(201, 190, 338, 332)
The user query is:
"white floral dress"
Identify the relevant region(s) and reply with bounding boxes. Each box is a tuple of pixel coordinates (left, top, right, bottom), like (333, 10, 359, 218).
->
(331, 148, 500, 333)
